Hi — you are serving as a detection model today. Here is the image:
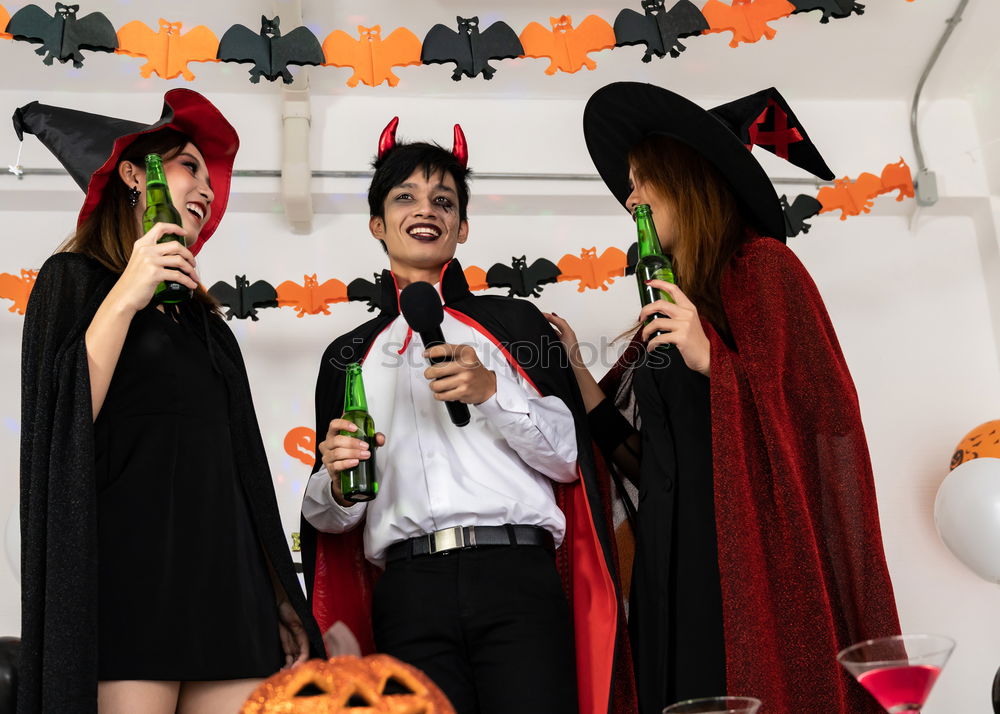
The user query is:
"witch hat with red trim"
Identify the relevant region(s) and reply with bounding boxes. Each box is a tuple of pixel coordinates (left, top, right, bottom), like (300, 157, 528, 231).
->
(12, 88, 238, 255)
(583, 82, 833, 241)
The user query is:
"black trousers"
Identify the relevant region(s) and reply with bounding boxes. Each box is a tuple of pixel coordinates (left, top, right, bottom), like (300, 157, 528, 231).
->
(372, 544, 578, 714)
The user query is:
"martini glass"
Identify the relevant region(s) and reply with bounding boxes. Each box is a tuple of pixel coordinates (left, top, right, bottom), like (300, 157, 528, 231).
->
(837, 634, 955, 713)
(662, 696, 761, 714)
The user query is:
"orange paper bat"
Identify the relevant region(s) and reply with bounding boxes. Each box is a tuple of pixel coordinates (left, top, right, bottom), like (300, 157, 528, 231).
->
(519, 14, 616, 75)
(323, 25, 422, 88)
(117, 18, 219, 80)
(817, 159, 915, 220)
(276, 275, 348, 317)
(284, 426, 316, 467)
(0, 269, 38, 314)
(817, 173, 882, 220)
(0, 5, 12, 39)
(557, 247, 628, 292)
(464, 265, 489, 292)
(702, 0, 795, 47)
(879, 158, 914, 201)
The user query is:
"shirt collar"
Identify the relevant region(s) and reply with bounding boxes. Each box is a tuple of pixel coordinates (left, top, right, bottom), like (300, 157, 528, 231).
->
(381, 258, 473, 318)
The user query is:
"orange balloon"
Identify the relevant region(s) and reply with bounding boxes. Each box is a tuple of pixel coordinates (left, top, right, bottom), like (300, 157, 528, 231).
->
(951, 420, 1000, 470)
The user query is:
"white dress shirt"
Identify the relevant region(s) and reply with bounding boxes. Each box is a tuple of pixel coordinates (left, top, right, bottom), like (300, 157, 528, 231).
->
(302, 302, 579, 566)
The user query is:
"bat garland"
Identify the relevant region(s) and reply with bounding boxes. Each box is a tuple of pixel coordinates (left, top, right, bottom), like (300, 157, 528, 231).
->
(816, 158, 914, 221)
(421, 16, 524, 81)
(702, 0, 797, 48)
(613, 0, 709, 61)
(520, 15, 616, 74)
(322, 24, 422, 87)
(6, 2, 117, 67)
(217, 15, 325, 84)
(0, 269, 38, 315)
(789, 0, 865, 24)
(208, 275, 277, 320)
(0, 159, 916, 320)
(116, 18, 219, 80)
(0, 0, 912, 83)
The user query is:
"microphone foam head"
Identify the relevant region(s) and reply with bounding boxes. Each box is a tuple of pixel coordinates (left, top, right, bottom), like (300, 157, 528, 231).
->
(399, 281, 444, 332)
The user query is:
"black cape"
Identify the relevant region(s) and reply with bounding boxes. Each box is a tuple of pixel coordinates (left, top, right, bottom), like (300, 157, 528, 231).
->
(18, 252, 323, 714)
(300, 259, 637, 714)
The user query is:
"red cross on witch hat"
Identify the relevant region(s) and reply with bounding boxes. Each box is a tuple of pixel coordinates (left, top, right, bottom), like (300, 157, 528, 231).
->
(583, 82, 834, 242)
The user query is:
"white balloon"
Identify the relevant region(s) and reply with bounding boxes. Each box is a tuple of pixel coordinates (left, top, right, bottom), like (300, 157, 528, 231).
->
(3, 506, 18, 583)
(934, 457, 1000, 584)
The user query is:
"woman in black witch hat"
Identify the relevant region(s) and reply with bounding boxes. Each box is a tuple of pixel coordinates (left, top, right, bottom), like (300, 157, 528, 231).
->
(545, 82, 900, 713)
(15, 89, 323, 714)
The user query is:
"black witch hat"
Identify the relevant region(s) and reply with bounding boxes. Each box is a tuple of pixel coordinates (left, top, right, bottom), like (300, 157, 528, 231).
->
(583, 82, 834, 241)
(12, 88, 238, 254)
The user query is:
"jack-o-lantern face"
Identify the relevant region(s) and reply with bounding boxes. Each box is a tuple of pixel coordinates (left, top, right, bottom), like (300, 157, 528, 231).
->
(241, 654, 455, 714)
(951, 419, 1000, 470)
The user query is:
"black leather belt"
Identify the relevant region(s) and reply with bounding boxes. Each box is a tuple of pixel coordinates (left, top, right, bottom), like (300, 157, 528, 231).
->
(385, 524, 554, 562)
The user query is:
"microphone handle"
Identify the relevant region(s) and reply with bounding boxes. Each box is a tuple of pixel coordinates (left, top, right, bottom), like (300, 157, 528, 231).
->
(418, 328, 472, 428)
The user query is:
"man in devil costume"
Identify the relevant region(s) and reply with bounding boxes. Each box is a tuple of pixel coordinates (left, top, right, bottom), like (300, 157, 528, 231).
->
(300, 120, 635, 714)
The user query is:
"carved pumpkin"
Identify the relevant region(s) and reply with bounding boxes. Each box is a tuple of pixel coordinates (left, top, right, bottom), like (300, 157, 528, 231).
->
(240, 654, 455, 714)
(951, 419, 1000, 471)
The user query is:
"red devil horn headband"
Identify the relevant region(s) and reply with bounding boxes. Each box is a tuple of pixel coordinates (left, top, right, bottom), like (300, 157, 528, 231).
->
(377, 116, 399, 161)
(376, 117, 469, 169)
(452, 124, 468, 169)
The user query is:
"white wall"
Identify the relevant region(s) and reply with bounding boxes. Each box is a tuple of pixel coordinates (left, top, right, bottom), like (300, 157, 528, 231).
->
(1, 89, 999, 712)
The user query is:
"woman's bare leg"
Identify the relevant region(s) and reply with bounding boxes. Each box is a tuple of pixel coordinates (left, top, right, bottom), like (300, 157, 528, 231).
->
(177, 679, 265, 714)
(98, 681, 180, 714)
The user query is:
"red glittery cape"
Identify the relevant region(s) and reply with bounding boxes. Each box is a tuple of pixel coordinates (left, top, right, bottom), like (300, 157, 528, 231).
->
(605, 236, 899, 713)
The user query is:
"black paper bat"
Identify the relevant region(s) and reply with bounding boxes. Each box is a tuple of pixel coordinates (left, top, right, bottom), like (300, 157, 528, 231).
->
(421, 15, 524, 81)
(789, 0, 864, 23)
(347, 273, 385, 313)
(486, 256, 561, 298)
(217, 15, 325, 83)
(781, 194, 823, 238)
(208, 275, 278, 321)
(625, 241, 639, 276)
(613, 0, 709, 61)
(7, 2, 118, 67)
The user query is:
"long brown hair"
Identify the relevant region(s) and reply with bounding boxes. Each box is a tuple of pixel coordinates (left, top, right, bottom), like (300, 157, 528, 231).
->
(629, 134, 747, 339)
(61, 128, 218, 310)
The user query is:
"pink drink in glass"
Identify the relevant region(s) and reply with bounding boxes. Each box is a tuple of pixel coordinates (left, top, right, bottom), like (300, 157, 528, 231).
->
(856, 664, 942, 712)
(837, 634, 954, 713)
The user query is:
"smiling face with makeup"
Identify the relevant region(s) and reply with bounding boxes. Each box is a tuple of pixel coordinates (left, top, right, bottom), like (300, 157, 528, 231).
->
(119, 141, 215, 245)
(370, 167, 469, 286)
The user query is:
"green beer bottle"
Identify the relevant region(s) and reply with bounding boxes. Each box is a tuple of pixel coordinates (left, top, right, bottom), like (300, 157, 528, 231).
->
(339, 363, 378, 502)
(142, 153, 191, 304)
(634, 203, 676, 347)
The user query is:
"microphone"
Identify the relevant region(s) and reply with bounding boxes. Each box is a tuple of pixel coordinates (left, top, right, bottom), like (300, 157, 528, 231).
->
(399, 281, 471, 427)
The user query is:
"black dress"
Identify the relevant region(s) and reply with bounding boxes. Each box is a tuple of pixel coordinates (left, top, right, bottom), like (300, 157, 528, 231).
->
(593, 348, 726, 713)
(94, 303, 281, 680)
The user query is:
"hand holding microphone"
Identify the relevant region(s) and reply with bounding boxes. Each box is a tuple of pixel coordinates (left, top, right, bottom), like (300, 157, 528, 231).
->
(400, 281, 496, 427)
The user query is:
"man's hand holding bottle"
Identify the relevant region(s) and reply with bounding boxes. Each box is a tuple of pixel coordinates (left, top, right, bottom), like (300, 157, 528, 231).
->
(319, 419, 386, 508)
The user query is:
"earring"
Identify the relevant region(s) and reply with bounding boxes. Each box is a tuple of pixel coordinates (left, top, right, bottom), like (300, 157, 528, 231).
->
(128, 185, 140, 207)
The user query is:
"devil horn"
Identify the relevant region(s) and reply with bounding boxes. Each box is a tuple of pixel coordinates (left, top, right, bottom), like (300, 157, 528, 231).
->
(452, 124, 468, 169)
(378, 116, 399, 161)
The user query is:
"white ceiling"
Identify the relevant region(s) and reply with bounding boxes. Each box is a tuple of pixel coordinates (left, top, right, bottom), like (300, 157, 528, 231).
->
(0, 0, 993, 104)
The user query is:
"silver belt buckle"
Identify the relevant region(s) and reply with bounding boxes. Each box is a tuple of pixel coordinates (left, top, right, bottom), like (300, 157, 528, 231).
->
(429, 526, 468, 554)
